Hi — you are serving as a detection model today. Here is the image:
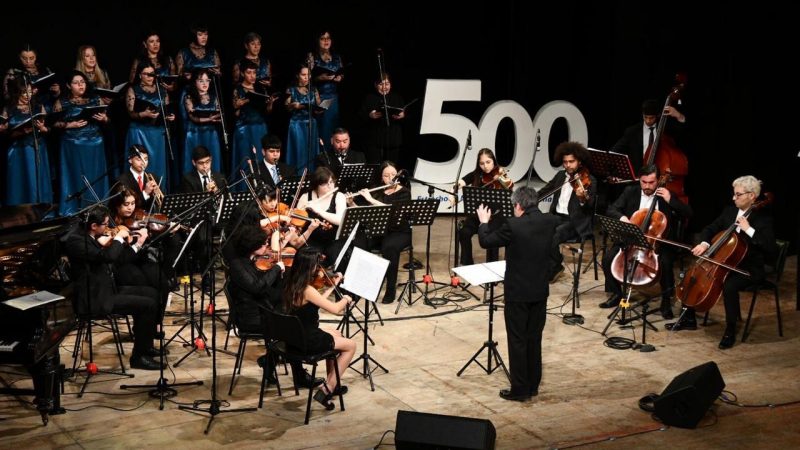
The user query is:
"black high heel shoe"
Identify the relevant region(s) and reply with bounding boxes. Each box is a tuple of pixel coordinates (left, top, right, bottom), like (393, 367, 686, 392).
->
(313, 384, 335, 410)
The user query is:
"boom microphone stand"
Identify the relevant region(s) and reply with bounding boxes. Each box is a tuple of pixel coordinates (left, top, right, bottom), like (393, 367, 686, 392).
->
(452, 130, 472, 269)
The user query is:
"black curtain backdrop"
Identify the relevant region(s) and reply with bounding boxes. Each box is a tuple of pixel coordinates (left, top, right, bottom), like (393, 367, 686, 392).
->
(1, 1, 796, 244)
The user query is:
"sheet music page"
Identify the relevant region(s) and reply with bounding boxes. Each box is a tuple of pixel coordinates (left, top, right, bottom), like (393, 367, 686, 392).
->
(3, 290, 65, 311)
(340, 247, 389, 302)
(483, 260, 507, 279)
(452, 262, 505, 285)
(334, 222, 359, 269)
(174, 220, 205, 269)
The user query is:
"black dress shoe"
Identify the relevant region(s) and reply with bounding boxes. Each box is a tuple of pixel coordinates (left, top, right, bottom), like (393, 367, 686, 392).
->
(313, 388, 335, 410)
(295, 373, 324, 389)
(599, 295, 621, 309)
(130, 355, 166, 370)
(719, 332, 736, 349)
(332, 384, 348, 396)
(145, 347, 170, 357)
(660, 301, 674, 320)
(499, 388, 531, 402)
(665, 319, 698, 331)
(381, 292, 396, 304)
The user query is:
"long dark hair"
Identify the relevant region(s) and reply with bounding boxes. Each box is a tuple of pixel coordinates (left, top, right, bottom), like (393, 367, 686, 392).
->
(472, 148, 498, 186)
(138, 30, 171, 70)
(281, 247, 321, 313)
(108, 187, 139, 221)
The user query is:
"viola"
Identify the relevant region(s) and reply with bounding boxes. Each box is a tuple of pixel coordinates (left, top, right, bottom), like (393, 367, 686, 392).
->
(610, 172, 671, 286)
(644, 72, 689, 205)
(253, 247, 297, 271)
(122, 209, 173, 235)
(676, 193, 773, 312)
(480, 166, 514, 190)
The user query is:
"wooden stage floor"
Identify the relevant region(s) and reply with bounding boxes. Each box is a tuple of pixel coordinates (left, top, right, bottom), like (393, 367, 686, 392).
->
(1, 216, 798, 449)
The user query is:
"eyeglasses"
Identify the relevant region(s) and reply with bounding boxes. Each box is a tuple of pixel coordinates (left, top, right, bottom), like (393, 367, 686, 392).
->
(99, 221, 110, 226)
(733, 192, 751, 198)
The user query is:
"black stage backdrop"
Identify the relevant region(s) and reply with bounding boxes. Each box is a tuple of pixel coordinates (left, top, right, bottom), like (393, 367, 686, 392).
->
(1, 2, 796, 245)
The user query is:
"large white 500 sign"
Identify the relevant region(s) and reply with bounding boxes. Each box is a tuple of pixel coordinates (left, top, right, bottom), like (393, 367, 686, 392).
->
(412, 79, 588, 210)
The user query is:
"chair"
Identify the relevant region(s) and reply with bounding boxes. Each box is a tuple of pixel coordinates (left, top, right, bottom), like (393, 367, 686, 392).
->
(741, 239, 789, 342)
(224, 278, 267, 396)
(259, 309, 344, 424)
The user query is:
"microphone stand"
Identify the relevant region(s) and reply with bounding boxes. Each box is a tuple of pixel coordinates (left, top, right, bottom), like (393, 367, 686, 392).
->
(64, 159, 125, 204)
(153, 79, 174, 163)
(21, 72, 42, 203)
(305, 54, 316, 173)
(376, 49, 390, 127)
(210, 73, 230, 157)
(452, 132, 472, 269)
(525, 129, 541, 185)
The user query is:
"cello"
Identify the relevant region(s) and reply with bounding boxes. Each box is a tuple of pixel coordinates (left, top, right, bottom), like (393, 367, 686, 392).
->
(676, 193, 773, 312)
(644, 73, 689, 205)
(610, 172, 671, 286)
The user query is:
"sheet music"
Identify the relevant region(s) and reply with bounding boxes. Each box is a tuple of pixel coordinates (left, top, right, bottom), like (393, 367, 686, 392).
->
(173, 220, 205, 269)
(2, 290, 65, 311)
(334, 222, 359, 270)
(340, 247, 389, 302)
(452, 262, 505, 285)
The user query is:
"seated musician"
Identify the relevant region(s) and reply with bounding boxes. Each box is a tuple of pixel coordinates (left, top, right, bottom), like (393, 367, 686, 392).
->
(63, 205, 163, 370)
(116, 145, 160, 211)
(669, 175, 776, 349)
(536, 142, 596, 283)
(600, 164, 692, 319)
(315, 127, 366, 174)
(296, 166, 367, 265)
(456, 148, 512, 266)
(280, 247, 356, 409)
(348, 161, 410, 304)
(226, 224, 321, 388)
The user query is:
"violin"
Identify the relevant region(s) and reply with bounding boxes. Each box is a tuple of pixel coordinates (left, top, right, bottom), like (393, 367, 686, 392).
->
(311, 266, 338, 290)
(98, 224, 133, 247)
(569, 167, 592, 193)
(122, 209, 177, 235)
(253, 247, 297, 271)
(480, 166, 514, 190)
(609, 172, 670, 286)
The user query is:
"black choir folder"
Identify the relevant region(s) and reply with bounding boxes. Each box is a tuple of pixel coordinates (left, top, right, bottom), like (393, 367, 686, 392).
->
(134, 98, 173, 115)
(189, 109, 221, 119)
(31, 72, 56, 87)
(313, 98, 334, 113)
(245, 90, 280, 107)
(382, 98, 418, 114)
(10, 112, 47, 130)
(155, 74, 179, 83)
(312, 63, 351, 78)
(94, 81, 128, 97)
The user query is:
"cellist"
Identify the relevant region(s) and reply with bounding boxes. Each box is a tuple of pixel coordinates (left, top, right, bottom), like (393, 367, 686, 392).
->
(668, 176, 776, 350)
(536, 142, 596, 283)
(600, 165, 692, 319)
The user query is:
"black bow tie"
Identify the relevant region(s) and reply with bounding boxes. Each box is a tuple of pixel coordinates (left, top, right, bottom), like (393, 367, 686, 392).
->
(338, 153, 347, 160)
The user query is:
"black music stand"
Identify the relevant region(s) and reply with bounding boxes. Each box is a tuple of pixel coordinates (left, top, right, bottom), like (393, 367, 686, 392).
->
(277, 176, 309, 205)
(388, 199, 441, 312)
(218, 192, 249, 223)
(587, 148, 636, 183)
(337, 164, 378, 194)
(460, 187, 513, 301)
(335, 206, 392, 339)
(454, 261, 510, 382)
(596, 215, 657, 352)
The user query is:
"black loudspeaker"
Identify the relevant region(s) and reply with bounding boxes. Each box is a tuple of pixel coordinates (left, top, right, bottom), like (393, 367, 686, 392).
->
(654, 361, 725, 429)
(395, 410, 496, 450)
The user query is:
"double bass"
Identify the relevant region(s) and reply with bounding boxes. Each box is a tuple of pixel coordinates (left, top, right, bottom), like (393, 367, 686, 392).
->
(610, 172, 671, 286)
(676, 194, 773, 312)
(645, 73, 689, 205)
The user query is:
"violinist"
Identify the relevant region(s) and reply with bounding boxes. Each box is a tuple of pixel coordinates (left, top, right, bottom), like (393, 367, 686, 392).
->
(117, 145, 160, 211)
(456, 148, 510, 266)
(350, 161, 410, 304)
(669, 176, 776, 349)
(256, 134, 296, 190)
(611, 99, 686, 179)
(600, 165, 691, 318)
(63, 205, 163, 370)
(280, 247, 356, 409)
(537, 142, 596, 282)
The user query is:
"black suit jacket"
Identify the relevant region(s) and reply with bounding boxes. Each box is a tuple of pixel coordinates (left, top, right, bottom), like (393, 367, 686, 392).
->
(256, 161, 297, 190)
(315, 149, 367, 174)
(64, 232, 124, 315)
(478, 206, 560, 302)
(607, 184, 692, 240)
(611, 120, 686, 177)
(538, 169, 597, 237)
(698, 207, 777, 280)
(228, 255, 282, 332)
(178, 170, 228, 194)
(116, 170, 155, 210)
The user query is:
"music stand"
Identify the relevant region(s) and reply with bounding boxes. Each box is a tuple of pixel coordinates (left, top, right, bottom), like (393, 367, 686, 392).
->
(387, 199, 441, 312)
(162, 192, 214, 225)
(276, 176, 309, 205)
(336, 164, 378, 194)
(587, 148, 636, 183)
(218, 192, 249, 223)
(454, 261, 510, 382)
(335, 206, 392, 340)
(596, 215, 657, 352)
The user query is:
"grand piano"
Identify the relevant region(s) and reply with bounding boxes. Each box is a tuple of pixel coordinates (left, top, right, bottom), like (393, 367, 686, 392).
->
(0, 204, 76, 425)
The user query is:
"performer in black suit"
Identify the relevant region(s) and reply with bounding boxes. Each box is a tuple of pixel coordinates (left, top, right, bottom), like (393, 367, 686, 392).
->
(314, 127, 366, 174)
(477, 187, 559, 401)
(256, 134, 296, 189)
(359, 73, 406, 164)
(537, 142, 597, 282)
(116, 145, 160, 211)
(63, 205, 163, 370)
(178, 145, 227, 194)
(669, 175, 776, 349)
(600, 165, 692, 318)
(611, 99, 686, 178)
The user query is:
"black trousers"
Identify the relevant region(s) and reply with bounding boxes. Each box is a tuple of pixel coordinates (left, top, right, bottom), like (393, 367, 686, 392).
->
(459, 215, 499, 266)
(602, 243, 677, 300)
(722, 272, 754, 331)
(369, 231, 412, 295)
(550, 215, 580, 274)
(112, 286, 159, 357)
(503, 301, 547, 395)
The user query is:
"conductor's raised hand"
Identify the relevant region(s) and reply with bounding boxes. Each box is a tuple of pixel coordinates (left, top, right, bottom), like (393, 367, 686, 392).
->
(476, 204, 492, 224)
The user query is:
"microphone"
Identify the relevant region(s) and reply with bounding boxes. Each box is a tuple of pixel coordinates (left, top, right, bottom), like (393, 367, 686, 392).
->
(251, 146, 263, 178)
(535, 129, 541, 152)
(466, 130, 472, 149)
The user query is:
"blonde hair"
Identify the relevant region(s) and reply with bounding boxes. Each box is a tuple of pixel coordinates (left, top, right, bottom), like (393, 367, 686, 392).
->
(75, 45, 110, 89)
(732, 175, 761, 197)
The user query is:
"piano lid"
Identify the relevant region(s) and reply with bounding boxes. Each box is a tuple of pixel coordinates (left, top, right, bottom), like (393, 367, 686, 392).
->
(0, 204, 76, 248)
